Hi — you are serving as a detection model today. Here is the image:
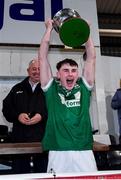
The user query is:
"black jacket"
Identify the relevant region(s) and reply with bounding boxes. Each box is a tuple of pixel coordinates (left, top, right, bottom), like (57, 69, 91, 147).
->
(111, 88, 121, 134)
(111, 88, 121, 110)
(2, 77, 47, 142)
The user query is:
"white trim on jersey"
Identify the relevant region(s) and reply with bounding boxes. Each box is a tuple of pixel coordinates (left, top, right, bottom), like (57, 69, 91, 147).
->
(42, 78, 54, 92)
(82, 76, 93, 90)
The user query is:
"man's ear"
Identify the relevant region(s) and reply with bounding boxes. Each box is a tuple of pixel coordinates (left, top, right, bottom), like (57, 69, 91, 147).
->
(27, 68, 29, 74)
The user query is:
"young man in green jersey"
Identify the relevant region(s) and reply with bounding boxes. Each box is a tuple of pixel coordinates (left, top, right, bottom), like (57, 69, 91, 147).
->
(38, 19, 97, 173)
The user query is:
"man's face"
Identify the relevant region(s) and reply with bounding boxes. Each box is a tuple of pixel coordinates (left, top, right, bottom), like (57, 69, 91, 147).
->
(27, 60, 40, 83)
(57, 63, 79, 90)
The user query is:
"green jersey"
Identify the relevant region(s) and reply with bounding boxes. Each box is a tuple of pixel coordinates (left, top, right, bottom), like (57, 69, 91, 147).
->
(42, 78, 93, 151)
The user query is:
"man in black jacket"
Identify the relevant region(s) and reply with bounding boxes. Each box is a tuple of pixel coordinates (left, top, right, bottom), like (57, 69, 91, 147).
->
(2, 59, 48, 174)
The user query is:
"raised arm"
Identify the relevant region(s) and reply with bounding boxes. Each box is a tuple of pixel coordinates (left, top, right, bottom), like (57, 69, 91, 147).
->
(38, 19, 53, 87)
(82, 34, 96, 87)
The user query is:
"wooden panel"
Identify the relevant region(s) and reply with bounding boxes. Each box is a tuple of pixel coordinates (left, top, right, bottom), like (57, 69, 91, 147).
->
(0, 142, 109, 155)
(93, 141, 109, 151)
(0, 142, 42, 155)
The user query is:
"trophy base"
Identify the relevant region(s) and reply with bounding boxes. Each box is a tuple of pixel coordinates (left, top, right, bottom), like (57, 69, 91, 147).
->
(59, 17, 90, 48)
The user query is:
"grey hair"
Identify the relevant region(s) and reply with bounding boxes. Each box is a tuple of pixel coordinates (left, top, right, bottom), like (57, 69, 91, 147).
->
(28, 58, 38, 67)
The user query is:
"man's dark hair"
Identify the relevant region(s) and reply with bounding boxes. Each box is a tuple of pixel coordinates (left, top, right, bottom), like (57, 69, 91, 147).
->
(56, 58, 78, 70)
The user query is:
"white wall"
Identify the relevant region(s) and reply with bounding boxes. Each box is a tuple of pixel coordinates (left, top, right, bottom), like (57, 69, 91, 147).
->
(0, 47, 84, 131)
(102, 56, 121, 141)
(0, 49, 119, 142)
